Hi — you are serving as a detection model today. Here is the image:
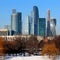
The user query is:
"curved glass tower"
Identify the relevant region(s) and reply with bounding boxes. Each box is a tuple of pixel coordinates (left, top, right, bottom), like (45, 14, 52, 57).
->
(50, 19, 56, 36)
(11, 9, 22, 35)
(31, 6, 39, 35)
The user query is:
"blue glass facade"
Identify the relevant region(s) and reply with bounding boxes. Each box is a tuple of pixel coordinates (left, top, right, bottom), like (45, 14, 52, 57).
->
(47, 21, 51, 36)
(38, 18, 46, 36)
(11, 10, 22, 35)
(31, 6, 39, 35)
(17, 12, 22, 34)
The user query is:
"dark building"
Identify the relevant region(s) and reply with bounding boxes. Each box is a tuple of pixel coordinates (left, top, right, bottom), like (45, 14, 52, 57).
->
(30, 6, 39, 35)
(38, 18, 46, 36)
(17, 12, 22, 34)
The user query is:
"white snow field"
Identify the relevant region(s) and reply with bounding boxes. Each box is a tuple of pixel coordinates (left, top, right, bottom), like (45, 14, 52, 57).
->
(6, 56, 60, 60)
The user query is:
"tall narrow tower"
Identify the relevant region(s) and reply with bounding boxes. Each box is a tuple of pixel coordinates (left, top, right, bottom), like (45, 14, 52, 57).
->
(47, 10, 51, 36)
(47, 10, 50, 21)
(31, 6, 39, 35)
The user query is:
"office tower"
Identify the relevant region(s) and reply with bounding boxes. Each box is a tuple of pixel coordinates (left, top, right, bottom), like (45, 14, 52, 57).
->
(29, 16, 32, 35)
(50, 18, 56, 36)
(24, 16, 31, 35)
(11, 9, 22, 35)
(47, 10, 51, 36)
(38, 18, 46, 36)
(17, 12, 22, 34)
(31, 6, 39, 35)
(30, 11, 34, 35)
(11, 9, 17, 35)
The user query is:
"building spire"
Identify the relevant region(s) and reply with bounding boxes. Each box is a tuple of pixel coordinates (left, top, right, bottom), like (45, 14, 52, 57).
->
(47, 10, 50, 21)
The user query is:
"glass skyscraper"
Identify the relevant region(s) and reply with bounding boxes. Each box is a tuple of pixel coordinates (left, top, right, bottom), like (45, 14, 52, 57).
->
(38, 18, 46, 36)
(30, 6, 39, 35)
(11, 9, 22, 35)
(24, 16, 31, 35)
(47, 10, 51, 36)
(47, 21, 51, 36)
(50, 19, 56, 36)
(17, 12, 22, 34)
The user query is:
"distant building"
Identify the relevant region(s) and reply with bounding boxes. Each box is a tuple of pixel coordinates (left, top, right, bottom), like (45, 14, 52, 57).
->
(0, 29, 8, 36)
(1, 35, 44, 41)
(17, 12, 22, 34)
(1, 35, 54, 42)
(47, 10, 51, 36)
(30, 6, 39, 35)
(11, 9, 22, 35)
(24, 16, 31, 35)
(50, 18, 56, 36)
(4, 25, 11, 35)
(38, 18, 46, 36)
(11, 9, 17, 35)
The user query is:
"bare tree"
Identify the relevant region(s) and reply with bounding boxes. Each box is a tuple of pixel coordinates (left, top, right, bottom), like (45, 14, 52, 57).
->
(26, 35, 39, 54)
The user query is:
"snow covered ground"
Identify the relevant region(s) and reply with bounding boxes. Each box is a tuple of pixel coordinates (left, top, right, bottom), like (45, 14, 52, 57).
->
(6, 56, 60, 60)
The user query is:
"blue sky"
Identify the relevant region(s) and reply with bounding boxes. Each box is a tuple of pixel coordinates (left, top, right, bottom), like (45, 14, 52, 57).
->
(0, 0, 60, 35)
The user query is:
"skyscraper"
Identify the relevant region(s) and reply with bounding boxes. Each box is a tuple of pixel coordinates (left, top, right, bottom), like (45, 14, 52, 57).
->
(17, 12, 22, 34)
(38, 18, 46, 36)
(47, 10, 51, 36)
(31, 6, 39, 35)
(24, 16, 31, 35)
(11, 9, 22, 35)
(50, 18, 56, 36)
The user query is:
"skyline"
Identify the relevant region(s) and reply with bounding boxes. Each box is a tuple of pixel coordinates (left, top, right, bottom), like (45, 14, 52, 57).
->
(0, 0, 60, 35)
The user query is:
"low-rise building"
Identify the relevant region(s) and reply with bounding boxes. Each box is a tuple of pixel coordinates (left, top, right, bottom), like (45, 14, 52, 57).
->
(0, 35, 54, 41)
(0, 29, 8, 36)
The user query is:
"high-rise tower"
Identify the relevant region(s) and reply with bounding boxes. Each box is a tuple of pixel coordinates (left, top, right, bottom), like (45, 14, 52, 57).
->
(50, 18, 56, 36)
(11, 9, 22, 35)
(17, 12, 22, 34)
(47, 10, 50, 21)
(47, 10, 51, 36)
(31, 6, 39, 35)
(38, 18, 46, 36)
(24, 16, 31, 35)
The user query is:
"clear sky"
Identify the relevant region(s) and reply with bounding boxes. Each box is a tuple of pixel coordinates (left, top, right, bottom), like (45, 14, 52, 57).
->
(0, 0, 60, 35)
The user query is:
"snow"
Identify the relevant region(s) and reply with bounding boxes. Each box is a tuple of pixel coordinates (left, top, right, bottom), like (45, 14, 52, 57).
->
(6, 56, 54, 60)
